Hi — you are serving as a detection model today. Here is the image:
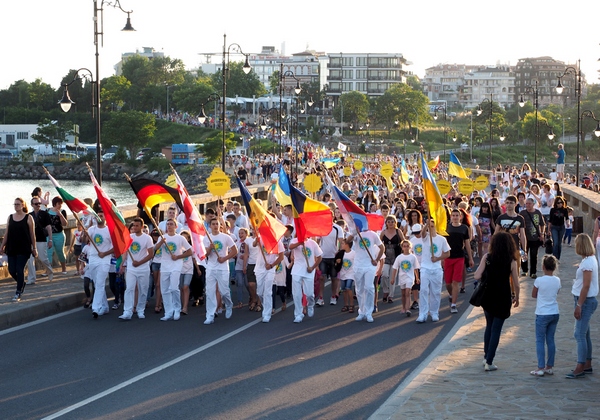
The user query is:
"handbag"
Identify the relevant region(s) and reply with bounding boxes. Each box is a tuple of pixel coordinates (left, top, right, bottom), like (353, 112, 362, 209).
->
(470, 259, 490, 307)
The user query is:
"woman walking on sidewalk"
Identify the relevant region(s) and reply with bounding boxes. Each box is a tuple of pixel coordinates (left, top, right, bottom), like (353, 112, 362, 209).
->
(530, 255, 561, 377)
(473, 231, 520, 372)
(567, 233, 598, 379)
(0, 198, 37, 302)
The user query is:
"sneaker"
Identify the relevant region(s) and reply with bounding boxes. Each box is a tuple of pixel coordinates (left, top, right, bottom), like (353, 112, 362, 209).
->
(406, 310, 411, 317)
(366, 314, 374, 323)
(48, 271, 54, 282)
(316, 298, 325, 306)
(173, 312, 180, 321)
(416, 317, 426, 323)
(355, 314, 366, 321)
(11, 294, 21, 302)
(137, 313, 145, 319)
(262, 317, 270, 323)
(40, 273, 48, 277)
(112, 303, 120, 310)
(411, 301, 419, 310)
(459, 288, 465, 294)
(61, 271, 68, 275)
(225, 306, 232, 319)
(204, 318, 214, 325)
(530, 369, 545, 377)
(431, 315, 440, 322)
(451, 305, 458, 314)
(485, 363, 498, 371)
(330, 297, 337, 305)
(521, 271, 528, 277)
(118, 314, 132, 320)
(26, 281, 36, 285)
(160, 315, 173, 321)
(531, 274, 537, 279)
(293, 315, 304, 323)
(374, 305, 378, 313)
(92, 312, 99, 319)
(307, 307, 314, 317)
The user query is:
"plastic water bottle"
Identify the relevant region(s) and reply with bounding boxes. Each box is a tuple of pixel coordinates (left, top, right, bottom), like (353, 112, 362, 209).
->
(520, 248, 527, 262)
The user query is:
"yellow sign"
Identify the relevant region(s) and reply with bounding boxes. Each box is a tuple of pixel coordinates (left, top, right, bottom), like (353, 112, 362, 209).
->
(165, 174, 176, 188)
(437, 180, 452, 195)
(353, 160, 363, 171)
(474, 175, 489, 190)
(303, 173, 323, 193)
(380, 163, 393, 178)
(465, 168, 472, 177)
(343, 166, 353, 177)
(457, 180, 474, 195)
(207, 167, 231, 196)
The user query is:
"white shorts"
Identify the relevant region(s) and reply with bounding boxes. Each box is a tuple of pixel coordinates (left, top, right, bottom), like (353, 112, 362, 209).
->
(398, 278, 414, 289)
(556, 163, 565, 173)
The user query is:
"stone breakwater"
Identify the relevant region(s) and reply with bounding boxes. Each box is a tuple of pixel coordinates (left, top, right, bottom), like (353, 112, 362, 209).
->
(0, 163, 220, 195)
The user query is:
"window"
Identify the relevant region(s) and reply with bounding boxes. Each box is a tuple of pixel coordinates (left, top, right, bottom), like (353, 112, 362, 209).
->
(17, 132, 28, 140)
(6, 134, 15, 146)
(343, 69, 353, 79)
(342, 57, 353, 66)
(356, 57, 367, 66)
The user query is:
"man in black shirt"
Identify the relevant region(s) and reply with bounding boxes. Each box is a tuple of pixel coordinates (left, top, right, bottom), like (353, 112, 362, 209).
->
(26, 196, 54, 284)
(519, 198, 546, 278)
(444, 209, 474, 314)
(495, 195, 527, 275)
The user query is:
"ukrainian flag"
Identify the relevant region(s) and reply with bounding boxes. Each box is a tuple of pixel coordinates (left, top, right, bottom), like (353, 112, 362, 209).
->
(420, 153, 447, 236)
(448, 151, 468, 179)
(274, 165, 292, 207)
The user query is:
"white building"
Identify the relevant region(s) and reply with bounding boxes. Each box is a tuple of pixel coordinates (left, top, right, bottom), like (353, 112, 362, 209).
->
(462, 66, 515, 110)
(114, 47, 165, 76)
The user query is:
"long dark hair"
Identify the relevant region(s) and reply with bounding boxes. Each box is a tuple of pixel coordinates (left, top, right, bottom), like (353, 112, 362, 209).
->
(488, 231, 519, 265)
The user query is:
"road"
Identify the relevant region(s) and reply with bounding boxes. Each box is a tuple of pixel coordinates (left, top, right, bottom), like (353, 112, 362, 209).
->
(0, 283, 473, 420)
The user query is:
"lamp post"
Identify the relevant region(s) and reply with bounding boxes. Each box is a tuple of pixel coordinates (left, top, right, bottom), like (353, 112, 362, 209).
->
(197, 93, 221, 126)
(278, 63, 302, 159)
(221, 34, 251, 172)
(519, 80, 539, 171)
(58, 0, 134, 185)
(165, 83, 177, 117)
(556, 59, 585, 183)
(433, 105, 447, 162)
(476, 94, 494, 170)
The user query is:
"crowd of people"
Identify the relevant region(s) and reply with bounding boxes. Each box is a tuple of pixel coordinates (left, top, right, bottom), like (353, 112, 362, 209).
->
(1, 153, 598, 379)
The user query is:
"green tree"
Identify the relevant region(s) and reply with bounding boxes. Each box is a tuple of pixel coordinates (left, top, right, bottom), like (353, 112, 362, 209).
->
(173, 79, 218, 115)
(28, 79, 56, 111)
(332, 91, 369, 127)
(31, 118, 74, 152)
(102, 111, 156, 158)
(211, 61, 267, 98)
(196, 131, 237, 164)
(101, 75, 131, 111)
(473, 101, 507, 146)
(374, 84, 429, 134)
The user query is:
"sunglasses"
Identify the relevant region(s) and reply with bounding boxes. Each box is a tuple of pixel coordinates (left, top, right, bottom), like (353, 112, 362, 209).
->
(32, 202, 41, 206)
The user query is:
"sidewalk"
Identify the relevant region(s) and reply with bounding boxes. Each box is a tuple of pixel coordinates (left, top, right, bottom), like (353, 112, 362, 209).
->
(371, 244, 600, 419)
(0, 265, 84, 330)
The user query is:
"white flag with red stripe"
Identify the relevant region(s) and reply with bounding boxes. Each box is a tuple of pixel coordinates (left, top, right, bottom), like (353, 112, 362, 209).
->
(172, 169, 207, 260)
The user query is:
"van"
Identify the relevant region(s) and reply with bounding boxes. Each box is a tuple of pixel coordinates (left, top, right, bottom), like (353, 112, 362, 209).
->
(59, 152, 78, 162)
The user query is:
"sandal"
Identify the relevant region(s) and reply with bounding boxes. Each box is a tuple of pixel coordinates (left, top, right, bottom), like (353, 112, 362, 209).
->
(154, 304, 162, 314)
(84, 300, 91, 309)
(281, 301, 286, 311)
(341, 306, 349, 312)
(180, 309, 188, 315)
(255, 304, 263, 313)
(249, 303, 256, 311)
(387, 297, 394, 303)
(349, 306, 354, 313)
(236, 301, 243, 309)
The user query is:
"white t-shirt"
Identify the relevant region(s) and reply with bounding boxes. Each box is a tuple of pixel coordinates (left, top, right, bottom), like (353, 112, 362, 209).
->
(273, 256, 288, 286)
(255, 239, 284, 274)
(159, 233, 192, 273)
(181, 253, 197, 275)
(420, 234, 451, 270)
(338, 250, 355, 281)
(392, 253, 420, 287)
(352, 231, 383, 267)
(158, 219, 182, 234)
(203, 232, 236, 271)
(86, 225, 113, 265)
(127, 232, 154, 273)
(534, 275, 561, 315)
(572, 256, 599, 298)
(246, 237, 260, 265)
(290, 238, 323, 276)
(409, 236, 424, 264)
(319, 224, 343, 258)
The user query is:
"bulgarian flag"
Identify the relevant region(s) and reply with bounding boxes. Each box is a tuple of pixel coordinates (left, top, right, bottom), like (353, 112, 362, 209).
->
(46, 171, 97, 218)
(89, 170, 133, 259)
(171, 168, 206, 260)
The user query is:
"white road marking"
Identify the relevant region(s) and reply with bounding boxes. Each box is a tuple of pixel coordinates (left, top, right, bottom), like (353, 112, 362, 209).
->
(0, 308, 82, 336)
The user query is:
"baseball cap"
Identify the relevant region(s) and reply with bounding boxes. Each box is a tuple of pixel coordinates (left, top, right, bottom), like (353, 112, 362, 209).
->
(412, 223, 422, 232)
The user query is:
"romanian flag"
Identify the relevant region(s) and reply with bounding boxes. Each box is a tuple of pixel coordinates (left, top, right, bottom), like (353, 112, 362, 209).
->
(46, 172, 92, 215)
(274, 165, 292, 207)
(287, 178, 333, 242)
(326, 175, 384, 233)
(171, 168, 206, 260)
(89, 171, 133, 259)
(448, 151, 468, 179)
(420, 153, 447, 236)
(128, 178, 183, 217)
(236, 177, 287, 254)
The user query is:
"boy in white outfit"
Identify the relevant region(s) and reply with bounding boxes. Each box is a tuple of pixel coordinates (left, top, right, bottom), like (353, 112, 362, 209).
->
(87, 211, 113, 319)
(254, 237, 284, 323)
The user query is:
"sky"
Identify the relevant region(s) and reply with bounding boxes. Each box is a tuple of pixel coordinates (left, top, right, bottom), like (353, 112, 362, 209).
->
(2, 0, 598, 91)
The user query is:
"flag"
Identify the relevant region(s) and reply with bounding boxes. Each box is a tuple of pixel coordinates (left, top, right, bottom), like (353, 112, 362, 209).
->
(46, 172, 92, 215)
(89, 171, 133, 259)
(274, 165, 292, 207)
(171, 169, 206, 260)
(337, 142, 347, 151)
(420, 153, 447, 236)
(427, 156, 440, 171)
(128, 178, 183, 217)
(322, 157, 340, 168)
(448, 151, 468, 179)
(326, 175, 384, 233)
(287, 178, 333, 242)
(236, 177, 287, 254)
(400, 160, 410, 184)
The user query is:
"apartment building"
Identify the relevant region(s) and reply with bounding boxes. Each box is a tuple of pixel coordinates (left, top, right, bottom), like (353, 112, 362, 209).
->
(462, 66, 515, 110)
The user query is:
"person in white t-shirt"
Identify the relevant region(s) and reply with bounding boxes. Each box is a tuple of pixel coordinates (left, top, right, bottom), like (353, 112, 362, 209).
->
(289, 237, 323, 323)
(530, 255, 561, 377)
(416, 219, 451, 323)
(155, 219, 192, 321)
(348, 229, 384, 323)
(87, 211, 114, 318)
(337, 239, 355, 313)
(317, 216, 344, 306)
(119, 218, 154, 320)
(253, 237, 284, 323)
(391, 240, 420, 317)
(409, 224, 424, 310)
(158, 206, 182, 234)
(203, 218, 238, 324)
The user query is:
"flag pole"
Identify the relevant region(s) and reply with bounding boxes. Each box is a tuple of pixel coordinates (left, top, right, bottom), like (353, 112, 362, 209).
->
(419, 151, 435, 258)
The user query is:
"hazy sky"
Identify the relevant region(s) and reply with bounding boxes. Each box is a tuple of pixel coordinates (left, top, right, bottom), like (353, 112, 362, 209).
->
(2, 0, 598, 91)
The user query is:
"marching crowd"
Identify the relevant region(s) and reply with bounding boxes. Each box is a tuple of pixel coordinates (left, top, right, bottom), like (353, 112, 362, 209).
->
(1, 153, 598, 379)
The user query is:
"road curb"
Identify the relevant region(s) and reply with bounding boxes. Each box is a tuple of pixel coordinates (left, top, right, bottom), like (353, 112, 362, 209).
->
(0, 292, 86, 330)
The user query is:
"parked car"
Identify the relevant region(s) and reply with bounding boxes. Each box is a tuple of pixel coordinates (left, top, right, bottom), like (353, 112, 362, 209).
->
(59, 152, 78, 162)
(102, 152, 115, 161)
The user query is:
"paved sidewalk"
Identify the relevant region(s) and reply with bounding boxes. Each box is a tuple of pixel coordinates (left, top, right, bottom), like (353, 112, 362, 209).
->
(371, 244, 600, 419)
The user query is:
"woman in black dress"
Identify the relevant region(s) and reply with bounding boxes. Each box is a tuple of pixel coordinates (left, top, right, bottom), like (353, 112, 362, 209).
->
(473, 231, 520, 371)
(0, 197, 37, 302)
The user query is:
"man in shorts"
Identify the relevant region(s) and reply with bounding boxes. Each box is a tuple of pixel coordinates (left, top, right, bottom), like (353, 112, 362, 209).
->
(553, 144, 565, 183)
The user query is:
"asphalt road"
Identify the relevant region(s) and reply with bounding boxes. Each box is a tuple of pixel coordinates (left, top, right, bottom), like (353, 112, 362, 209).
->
(0, 281, 473, 420)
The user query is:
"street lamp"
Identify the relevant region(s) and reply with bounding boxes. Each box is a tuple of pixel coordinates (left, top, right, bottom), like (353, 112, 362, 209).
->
(222, 34, 251, 172)
(433, 105, 447, 162)
(476, 94, 494, 170)
(165, 83, 177, 117)
(556, 60, 583, 183)
(197, 93, 221, 125)
(519, 80, 541, 172)
(58, 0, 134, 185)
(278, 63, 302, 159)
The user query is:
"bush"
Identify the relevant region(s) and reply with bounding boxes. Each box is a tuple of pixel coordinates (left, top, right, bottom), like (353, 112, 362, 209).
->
(146, 157, 170, 172)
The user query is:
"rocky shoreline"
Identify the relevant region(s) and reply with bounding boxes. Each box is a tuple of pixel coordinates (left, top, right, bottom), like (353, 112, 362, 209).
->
(0, 162, 218, 195)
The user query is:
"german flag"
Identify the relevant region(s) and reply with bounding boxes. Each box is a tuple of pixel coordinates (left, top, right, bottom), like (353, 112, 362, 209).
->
(128, 178, 184, 216)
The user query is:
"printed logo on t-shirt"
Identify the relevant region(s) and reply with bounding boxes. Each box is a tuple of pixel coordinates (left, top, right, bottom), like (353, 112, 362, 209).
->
(359, 238, 371, 250)
(131, 241, 141, 254)
(414, 244, 423, 256)
(275, 263, 283, 273)
(302, 247, 312, 258)
(343, 258, 353, 269)
(167, 242, 177, 253)
(213, 240, 224, 252)
(155, 247, 162, 257)
(93, 234, 103, 246)
(400, 260, 412, 273)
(432, 244, 438, 254)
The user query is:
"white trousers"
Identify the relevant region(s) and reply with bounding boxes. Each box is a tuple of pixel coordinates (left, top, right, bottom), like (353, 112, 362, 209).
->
(355, 266, 376, 316)
(292, 273, 315, 319)
(89, 264, 110, 315)
(160, 270, 181, 318)
(256, 269, 275, 319)
(205, 268, 233, 321)
(123, 270, 150, 317)
(27, 241, 52, 282)
(419, 267, 443, 319)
